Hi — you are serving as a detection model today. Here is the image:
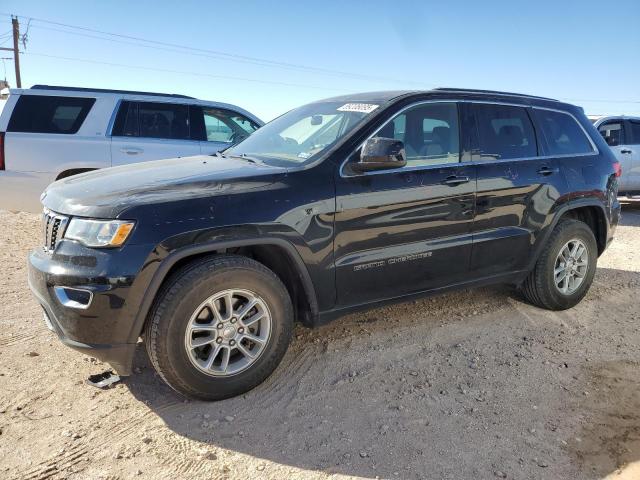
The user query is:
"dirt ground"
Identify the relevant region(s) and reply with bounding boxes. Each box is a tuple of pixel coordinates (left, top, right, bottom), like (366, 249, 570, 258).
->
(1, 203, 639, 480)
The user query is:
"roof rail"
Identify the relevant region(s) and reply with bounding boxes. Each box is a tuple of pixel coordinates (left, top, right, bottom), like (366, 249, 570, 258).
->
(433, 87, 558, 102)
(30, 85, 195, 99)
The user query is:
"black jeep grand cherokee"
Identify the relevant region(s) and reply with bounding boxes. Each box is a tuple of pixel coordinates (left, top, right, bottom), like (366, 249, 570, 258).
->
(29, 89, 621, 400)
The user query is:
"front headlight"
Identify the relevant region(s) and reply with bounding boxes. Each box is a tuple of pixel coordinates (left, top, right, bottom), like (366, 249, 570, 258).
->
(65, 218, 135, 248)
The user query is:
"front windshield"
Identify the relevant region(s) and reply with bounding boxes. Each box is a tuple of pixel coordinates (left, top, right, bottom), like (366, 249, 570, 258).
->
(225, 101, 379, 166)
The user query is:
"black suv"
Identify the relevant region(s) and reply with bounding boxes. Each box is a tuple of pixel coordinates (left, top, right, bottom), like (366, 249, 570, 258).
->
(28, 89, 621, 400)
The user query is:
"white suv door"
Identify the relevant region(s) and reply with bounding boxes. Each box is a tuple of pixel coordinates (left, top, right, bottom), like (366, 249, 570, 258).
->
(110, 101, 201, 166)
(597, 120, 633, 191)
(625, 120, 640, 192)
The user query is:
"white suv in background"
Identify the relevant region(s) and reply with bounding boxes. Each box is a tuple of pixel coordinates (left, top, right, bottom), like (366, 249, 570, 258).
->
(0, 85, 263, 212)
(591, 115, 640, 195)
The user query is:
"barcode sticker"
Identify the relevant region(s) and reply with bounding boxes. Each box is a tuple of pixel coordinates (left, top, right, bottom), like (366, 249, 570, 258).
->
(337, 103, 379, 114)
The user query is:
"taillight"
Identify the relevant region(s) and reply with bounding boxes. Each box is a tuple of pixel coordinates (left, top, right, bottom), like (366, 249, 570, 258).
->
(613, 161, 622, 178)
(0, 132, 4, 171)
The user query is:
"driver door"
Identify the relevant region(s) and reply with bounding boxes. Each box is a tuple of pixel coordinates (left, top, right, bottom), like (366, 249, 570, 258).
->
(334, 102, 476, 306)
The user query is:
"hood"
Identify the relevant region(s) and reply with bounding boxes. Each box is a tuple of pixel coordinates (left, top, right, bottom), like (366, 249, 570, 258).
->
(42, 155, 286, 218)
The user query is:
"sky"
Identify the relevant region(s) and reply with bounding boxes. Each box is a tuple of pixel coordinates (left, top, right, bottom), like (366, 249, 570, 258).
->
(0, 0, 638, 121)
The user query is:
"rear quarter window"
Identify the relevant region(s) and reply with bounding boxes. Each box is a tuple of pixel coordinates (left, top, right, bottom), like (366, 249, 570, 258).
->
(534, 109, 594, 156)
(7, 95, 95, 134)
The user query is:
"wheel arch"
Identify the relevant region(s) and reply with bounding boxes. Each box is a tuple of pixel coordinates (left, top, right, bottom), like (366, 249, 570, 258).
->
(526, 198, 609, 274)
(56, 168, 98, 180)
(129, 238, 319, 343)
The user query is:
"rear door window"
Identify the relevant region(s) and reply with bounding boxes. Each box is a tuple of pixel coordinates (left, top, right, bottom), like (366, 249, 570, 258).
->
(7, 95, 95, 134)
(112, 101, 138, 137)
(473, 104, 537, 160)
(597, 121, 625, 147)
(535, 109, 594, 155)
(138, 102, 190, 140)
(112, 101, 191, 140)
(627, 120, 640, 145)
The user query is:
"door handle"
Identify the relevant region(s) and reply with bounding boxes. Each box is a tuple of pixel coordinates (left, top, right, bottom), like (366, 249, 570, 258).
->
(442, 175, 470, 185)
(120, 147, 143, 155)
(537, 166, 559, 176)
(621, 149, 632, 154)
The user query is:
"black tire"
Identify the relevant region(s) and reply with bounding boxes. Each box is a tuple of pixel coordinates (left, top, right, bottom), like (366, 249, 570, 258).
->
(144, 255, 293, 400)
(521, 219, 598, 310)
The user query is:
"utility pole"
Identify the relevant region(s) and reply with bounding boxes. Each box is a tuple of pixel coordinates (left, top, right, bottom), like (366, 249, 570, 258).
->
(11, 16, 21, 88)
(0, 16, 21, 87)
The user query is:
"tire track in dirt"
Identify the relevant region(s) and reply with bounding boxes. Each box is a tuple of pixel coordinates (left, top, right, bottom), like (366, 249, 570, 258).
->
(13, 406, 162, 480)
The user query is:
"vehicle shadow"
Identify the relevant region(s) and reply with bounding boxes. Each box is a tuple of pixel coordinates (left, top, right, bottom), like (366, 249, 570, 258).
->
(124, 265, 640, 479)
(620, 199, 640, 226)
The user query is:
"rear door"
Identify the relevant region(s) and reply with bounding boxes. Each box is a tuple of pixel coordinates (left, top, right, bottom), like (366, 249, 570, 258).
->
(469, 102, 567, 277)
(110, 101, 201, 166)
(334, 101, 476, 306)
(597, 120, 631, 190)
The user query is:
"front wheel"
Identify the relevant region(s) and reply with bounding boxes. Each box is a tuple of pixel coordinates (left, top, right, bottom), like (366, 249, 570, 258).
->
(145, 255, 293, 400)
(521, 219, 598, 310)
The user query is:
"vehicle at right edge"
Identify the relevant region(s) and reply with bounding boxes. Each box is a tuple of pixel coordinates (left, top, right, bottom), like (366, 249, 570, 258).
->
(28, 88, 622, 400)
(591, 115, 640, 196)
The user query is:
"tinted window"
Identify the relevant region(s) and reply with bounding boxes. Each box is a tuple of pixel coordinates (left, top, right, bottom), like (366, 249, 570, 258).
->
(535, 109, 594, 155)
(380, 102, 459, 166)
(8, 95, 95, 134)
(138, 102, 190, 140)
(474, 104, 537, 160)
(112, 101, 138, 137)
(597, 121, 624, 147)
(628, 121, 640, 145)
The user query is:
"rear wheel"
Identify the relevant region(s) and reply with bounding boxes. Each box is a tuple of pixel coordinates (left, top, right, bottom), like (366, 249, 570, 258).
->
(521, 219, 597, 310)
(145, 255, 293, 400)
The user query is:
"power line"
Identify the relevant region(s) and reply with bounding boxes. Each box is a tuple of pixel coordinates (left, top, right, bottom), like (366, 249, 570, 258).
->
(31, 23, 417, 86)
(5, 12, 640, 106)
(23, 51, 353, 92)
(0, 12, 425, 86)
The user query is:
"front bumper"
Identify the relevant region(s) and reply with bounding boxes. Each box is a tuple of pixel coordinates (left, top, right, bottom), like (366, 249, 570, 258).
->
(28, 239, 156, 375)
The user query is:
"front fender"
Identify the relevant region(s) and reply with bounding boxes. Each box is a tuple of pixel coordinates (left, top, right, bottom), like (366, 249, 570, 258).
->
(125, 231, 319, 343)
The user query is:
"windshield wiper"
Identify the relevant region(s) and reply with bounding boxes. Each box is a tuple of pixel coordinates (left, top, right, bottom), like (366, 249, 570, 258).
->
(223, 153, 262, 164)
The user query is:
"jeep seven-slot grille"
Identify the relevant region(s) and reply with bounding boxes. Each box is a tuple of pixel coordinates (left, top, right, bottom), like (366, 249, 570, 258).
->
(42, 210, 69, 252)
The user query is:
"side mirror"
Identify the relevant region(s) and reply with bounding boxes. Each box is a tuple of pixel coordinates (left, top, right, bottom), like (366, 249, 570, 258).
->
(352, 137, 407, 172)
(605, 135, 617, 147)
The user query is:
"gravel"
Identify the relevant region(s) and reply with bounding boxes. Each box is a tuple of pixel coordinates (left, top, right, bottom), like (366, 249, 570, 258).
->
(1, 202, 640, 479)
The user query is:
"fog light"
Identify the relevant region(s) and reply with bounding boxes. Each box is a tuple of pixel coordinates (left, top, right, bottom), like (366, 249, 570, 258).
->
(54, 287, 93, 309)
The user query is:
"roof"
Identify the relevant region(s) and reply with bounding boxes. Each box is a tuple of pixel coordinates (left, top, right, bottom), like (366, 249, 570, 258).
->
(591, 114, 640, 125)
(317, 88, 561, 106)
(30, 85, 195, 99)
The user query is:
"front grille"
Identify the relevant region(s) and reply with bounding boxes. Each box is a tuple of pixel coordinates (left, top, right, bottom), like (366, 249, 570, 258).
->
(42, 209, 69, 252)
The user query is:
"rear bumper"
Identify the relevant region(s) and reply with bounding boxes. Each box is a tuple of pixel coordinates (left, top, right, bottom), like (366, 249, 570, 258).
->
(27, 239, 156, 375)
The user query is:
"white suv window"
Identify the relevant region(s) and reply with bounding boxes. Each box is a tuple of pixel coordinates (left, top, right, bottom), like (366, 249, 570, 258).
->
(598, 121, 625, 147)
(7, 95, 96, 134)
(202, 108, 259, 143)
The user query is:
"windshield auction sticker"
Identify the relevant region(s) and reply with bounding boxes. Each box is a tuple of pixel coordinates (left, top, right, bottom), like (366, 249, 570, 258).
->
(337, 103, 379, 114)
